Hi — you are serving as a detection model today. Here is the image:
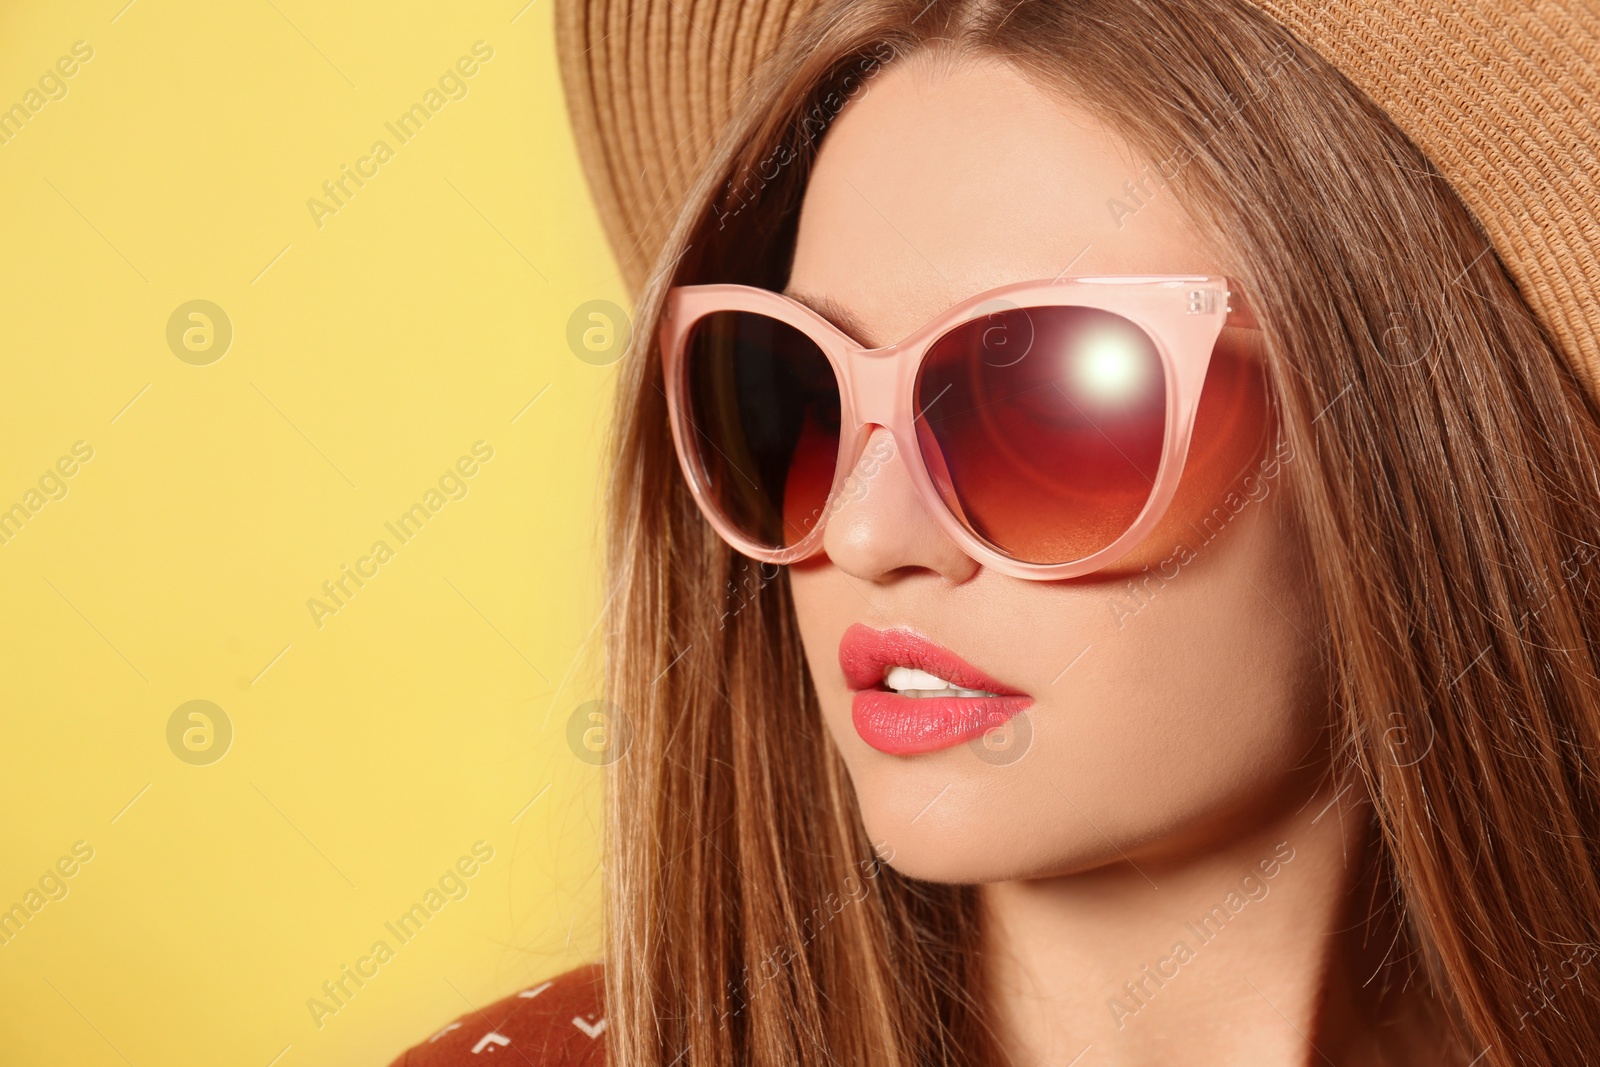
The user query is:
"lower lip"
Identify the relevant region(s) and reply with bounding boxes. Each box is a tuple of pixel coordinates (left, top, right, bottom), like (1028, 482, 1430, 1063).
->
(851, 690, 1033, 756)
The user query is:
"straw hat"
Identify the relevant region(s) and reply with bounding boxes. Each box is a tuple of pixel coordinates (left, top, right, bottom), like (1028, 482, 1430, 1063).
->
(553, 0, 1600, 403)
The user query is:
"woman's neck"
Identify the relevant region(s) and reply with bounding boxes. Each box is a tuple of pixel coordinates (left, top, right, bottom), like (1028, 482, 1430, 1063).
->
(978, 775, 1454, 1066)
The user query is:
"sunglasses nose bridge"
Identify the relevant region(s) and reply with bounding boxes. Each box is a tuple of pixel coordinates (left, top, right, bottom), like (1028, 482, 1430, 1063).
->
(842, 345, 905, 428)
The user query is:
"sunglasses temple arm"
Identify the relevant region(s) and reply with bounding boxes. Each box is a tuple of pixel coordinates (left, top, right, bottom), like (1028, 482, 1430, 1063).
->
(1225, 287, 1262, 332)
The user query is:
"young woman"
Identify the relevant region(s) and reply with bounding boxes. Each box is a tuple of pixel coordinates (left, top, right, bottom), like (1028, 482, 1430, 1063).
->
(391, 0, 1600, 1063)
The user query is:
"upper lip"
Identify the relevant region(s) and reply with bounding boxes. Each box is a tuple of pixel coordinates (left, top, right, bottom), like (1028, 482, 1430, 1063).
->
(838, 623, 1027, 695)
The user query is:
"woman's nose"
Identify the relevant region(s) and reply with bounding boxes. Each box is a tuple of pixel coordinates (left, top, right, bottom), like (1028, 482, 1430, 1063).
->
(820, 426, 980, 585)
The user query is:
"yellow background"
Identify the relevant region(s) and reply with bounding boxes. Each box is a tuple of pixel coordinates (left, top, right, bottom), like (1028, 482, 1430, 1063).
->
(0, 1, 617, 1063)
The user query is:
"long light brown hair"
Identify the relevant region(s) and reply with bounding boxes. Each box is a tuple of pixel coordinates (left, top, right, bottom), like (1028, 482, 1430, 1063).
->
(597, 0, 1600, 1062)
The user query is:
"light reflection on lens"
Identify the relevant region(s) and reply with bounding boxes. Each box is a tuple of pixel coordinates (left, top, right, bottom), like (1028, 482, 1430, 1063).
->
(1072, 329, 1152, 403)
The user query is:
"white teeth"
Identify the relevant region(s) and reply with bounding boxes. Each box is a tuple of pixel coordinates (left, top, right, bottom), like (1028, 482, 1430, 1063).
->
(883, 665, 999, 698)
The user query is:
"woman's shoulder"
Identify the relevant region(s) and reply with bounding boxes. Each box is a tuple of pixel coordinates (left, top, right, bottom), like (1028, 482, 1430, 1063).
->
(385, 961, 607, 1066)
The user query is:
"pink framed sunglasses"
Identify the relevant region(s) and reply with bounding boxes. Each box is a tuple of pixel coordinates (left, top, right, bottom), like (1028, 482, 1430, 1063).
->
(659, 274, 1262, 580)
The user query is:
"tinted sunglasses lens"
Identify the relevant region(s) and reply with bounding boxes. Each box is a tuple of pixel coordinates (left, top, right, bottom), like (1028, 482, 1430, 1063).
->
(914, 305, 1167, 565)
(681, 310, 841, 551)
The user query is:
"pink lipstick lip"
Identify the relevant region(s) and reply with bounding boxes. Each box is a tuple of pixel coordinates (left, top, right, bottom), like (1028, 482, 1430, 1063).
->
(838, 623, 1027, 696)
(838, 623, 1033, 756)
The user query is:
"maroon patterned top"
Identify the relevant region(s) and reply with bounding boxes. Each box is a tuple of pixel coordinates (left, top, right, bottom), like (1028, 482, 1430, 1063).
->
(386, 963, 606, 1065)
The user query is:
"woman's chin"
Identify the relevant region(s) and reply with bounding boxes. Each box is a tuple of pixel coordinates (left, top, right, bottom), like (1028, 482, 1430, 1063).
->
(864, 824, 1126, 885)
(848, 775, 1149, 886)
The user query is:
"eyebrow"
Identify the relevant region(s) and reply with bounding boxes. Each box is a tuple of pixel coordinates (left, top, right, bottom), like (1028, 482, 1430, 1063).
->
(780, 289, 878, 347)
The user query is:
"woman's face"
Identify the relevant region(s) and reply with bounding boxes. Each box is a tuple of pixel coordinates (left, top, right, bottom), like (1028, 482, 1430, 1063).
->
(785, 50, 1328, 882)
